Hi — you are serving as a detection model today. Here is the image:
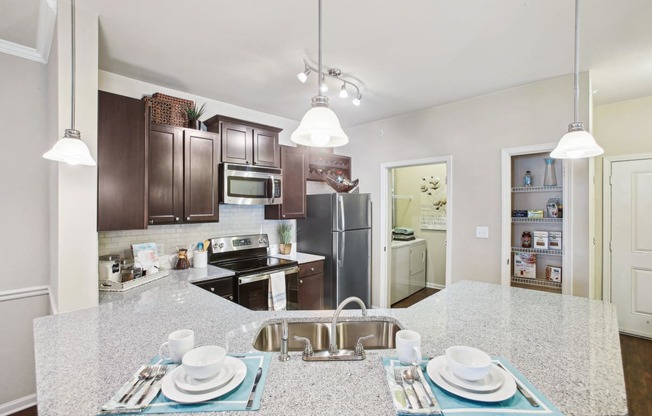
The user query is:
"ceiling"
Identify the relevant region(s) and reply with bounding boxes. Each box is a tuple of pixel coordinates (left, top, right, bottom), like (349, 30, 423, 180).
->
(5, 1, 652, 127)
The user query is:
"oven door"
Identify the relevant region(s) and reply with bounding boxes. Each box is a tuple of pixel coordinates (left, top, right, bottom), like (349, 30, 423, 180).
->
(221, 163, 283, 205)
(237, 266, 299, 310)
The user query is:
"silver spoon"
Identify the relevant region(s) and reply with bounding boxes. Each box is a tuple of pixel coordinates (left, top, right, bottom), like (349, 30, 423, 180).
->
(402, 369, 423, 408)
(410, 365, 435, 406)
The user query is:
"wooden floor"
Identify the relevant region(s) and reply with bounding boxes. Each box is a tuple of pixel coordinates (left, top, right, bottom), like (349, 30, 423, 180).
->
(11, 294, 652, 416)
(620, 334, 652, 416)
(391, 287, 439, 308)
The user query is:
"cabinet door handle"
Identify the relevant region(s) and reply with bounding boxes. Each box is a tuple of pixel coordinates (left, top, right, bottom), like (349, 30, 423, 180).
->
(310, 267, 315, 272)
(299, 279, 303, 284)
(228, 295, 234, 300)
(149, 219, 154, 225)
(175, 217, 180, 222)
(186, 216, 190, 221)
(210, 287, 215, 292)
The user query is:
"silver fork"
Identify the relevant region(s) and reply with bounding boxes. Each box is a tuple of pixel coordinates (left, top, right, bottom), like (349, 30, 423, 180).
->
(393, 368, 412, 409)
(136, 365, 168, 406)
(120, 365, 152, 403)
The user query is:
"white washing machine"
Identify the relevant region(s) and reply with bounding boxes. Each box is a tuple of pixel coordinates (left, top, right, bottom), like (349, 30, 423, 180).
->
(390, 238, 427, 304)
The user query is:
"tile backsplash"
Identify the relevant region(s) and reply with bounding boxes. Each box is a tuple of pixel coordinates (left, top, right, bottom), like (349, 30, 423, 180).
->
(98, 205, 294, 257)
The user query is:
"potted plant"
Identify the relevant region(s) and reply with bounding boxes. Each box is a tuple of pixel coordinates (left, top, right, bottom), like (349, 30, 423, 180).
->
(277, 222, 293, 255)
(186, 103, 206, 129)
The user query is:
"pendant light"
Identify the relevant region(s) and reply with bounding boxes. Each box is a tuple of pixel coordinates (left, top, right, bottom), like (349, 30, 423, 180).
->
(551, 0, 603, 159)
(43, 0, 96, 166)
(291, 0, 348, 148)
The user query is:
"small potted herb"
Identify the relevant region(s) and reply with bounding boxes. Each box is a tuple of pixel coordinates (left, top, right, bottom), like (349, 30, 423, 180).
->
(277, 222, 293, 255)
(186, 103, 206, 129)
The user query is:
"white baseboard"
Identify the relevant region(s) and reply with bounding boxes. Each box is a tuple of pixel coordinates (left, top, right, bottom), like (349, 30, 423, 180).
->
(0, 393, 36, 416)
(426, 282, 446, 290)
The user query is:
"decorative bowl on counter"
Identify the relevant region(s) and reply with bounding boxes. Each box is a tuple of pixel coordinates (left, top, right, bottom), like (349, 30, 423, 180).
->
(326, 176, 359, 193)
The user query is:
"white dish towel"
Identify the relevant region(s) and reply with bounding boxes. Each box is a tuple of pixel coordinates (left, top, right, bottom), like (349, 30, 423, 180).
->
(268, 271, 286, 311)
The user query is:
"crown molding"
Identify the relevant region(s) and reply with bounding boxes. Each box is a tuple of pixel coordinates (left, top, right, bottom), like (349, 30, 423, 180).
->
(0, 0, 57, 63)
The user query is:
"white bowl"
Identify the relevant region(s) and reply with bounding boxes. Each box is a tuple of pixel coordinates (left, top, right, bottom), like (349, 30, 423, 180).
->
(182, 346, 226, 380)
(445, 346, 492, 381)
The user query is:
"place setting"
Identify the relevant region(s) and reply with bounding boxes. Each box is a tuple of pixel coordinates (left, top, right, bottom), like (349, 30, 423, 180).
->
(100, 329, 272, 414)
(383, 330, 564, 415)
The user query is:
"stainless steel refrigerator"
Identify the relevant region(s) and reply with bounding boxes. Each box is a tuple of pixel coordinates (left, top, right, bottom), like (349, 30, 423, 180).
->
(297, 193, 371, 309)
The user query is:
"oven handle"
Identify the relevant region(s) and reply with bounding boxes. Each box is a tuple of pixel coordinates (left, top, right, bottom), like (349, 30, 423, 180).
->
(238, 266, 300, 285)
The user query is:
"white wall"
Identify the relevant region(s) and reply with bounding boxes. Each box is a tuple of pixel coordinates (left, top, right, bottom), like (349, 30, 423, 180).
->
(99, 71, 300, 146)
(341, 74, 592, 307)
(593, 95, 652, 299)
(394, 164, 447, 287)
(0, 52, 51, 412)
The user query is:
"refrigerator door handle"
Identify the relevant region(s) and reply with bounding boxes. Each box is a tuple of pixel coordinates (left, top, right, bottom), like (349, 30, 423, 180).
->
(338, 194, 346, 231)
(337, 232, 345, 268)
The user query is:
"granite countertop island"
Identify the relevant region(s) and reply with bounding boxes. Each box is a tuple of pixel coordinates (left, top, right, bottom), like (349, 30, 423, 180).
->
(34, 275, 627, 416)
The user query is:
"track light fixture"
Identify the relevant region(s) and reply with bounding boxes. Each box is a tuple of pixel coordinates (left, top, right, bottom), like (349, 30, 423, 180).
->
(339, 84, 348, 98)
(297, 60, 362, 106)
(297, 67, 310, 83)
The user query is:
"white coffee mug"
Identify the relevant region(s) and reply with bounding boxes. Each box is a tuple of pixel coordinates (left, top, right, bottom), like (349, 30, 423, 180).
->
(396, 329, 422, 365)
(159, 329, 195, 363)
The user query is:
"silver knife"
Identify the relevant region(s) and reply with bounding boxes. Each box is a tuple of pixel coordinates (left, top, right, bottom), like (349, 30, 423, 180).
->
(496, 362, 539, 407)
(245, 367, 263, 409)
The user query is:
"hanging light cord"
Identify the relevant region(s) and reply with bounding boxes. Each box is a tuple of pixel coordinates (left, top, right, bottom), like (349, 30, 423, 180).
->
(573, 0, 580, 124)
(317, 0, 323, 97)
(70, 0, 76, 131)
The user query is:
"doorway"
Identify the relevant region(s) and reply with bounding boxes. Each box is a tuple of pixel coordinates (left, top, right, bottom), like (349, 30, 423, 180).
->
(379, 157, 453, 309)
(603, 154, 652, 339)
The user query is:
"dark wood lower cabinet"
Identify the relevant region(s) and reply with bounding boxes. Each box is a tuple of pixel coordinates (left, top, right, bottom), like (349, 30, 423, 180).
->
(298, 261, 324, 310)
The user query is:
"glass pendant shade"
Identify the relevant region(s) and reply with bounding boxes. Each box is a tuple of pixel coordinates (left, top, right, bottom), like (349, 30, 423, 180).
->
(291, 101, 349, 148)
(43, 130, 96, 166)
(550, 125, 604, 159)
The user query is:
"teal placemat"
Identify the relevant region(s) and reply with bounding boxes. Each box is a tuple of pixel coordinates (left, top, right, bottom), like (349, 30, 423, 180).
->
(136, 353, 271, 414)
(382, 356, 564, 416)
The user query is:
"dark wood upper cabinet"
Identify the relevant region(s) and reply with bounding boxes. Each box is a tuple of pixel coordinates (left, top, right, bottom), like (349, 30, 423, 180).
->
(253, 128, 280, 167)
(220, 121, 252, 165)
(149, 124, 220, 225)
(184, 130, 220, 223)
(97, 91, 148, 231)
(148, 124, 184, 225)
(265, 145, 307, 220)
(204, 115, 281, 168)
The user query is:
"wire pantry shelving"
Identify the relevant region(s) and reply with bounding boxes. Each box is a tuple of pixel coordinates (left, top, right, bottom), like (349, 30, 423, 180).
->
(512, 217, 563, 223)
(512, 186, 563, 193)
(511, 276, 562, 290)
(511, 247, 562, 256)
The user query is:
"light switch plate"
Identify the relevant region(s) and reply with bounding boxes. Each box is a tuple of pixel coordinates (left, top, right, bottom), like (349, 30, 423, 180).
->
(476, 226, 489, 239)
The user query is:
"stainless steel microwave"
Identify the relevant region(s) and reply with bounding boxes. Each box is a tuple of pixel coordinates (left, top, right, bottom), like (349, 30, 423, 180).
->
(220, 163, 282, 205)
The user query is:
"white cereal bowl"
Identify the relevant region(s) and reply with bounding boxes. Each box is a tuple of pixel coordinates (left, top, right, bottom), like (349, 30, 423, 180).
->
(445, 346, 492, 381)
(182, 345, 226, 380)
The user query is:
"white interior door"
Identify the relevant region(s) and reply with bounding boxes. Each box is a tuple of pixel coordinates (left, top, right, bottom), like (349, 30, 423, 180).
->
(611, 158, 652, 338)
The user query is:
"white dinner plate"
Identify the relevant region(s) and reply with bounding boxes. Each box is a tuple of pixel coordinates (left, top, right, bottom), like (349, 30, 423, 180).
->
(426, 356, 517, 402)
(174, 361, 235, 393)
(162, 357, 246, 403)
(437, 360, 503, 392)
